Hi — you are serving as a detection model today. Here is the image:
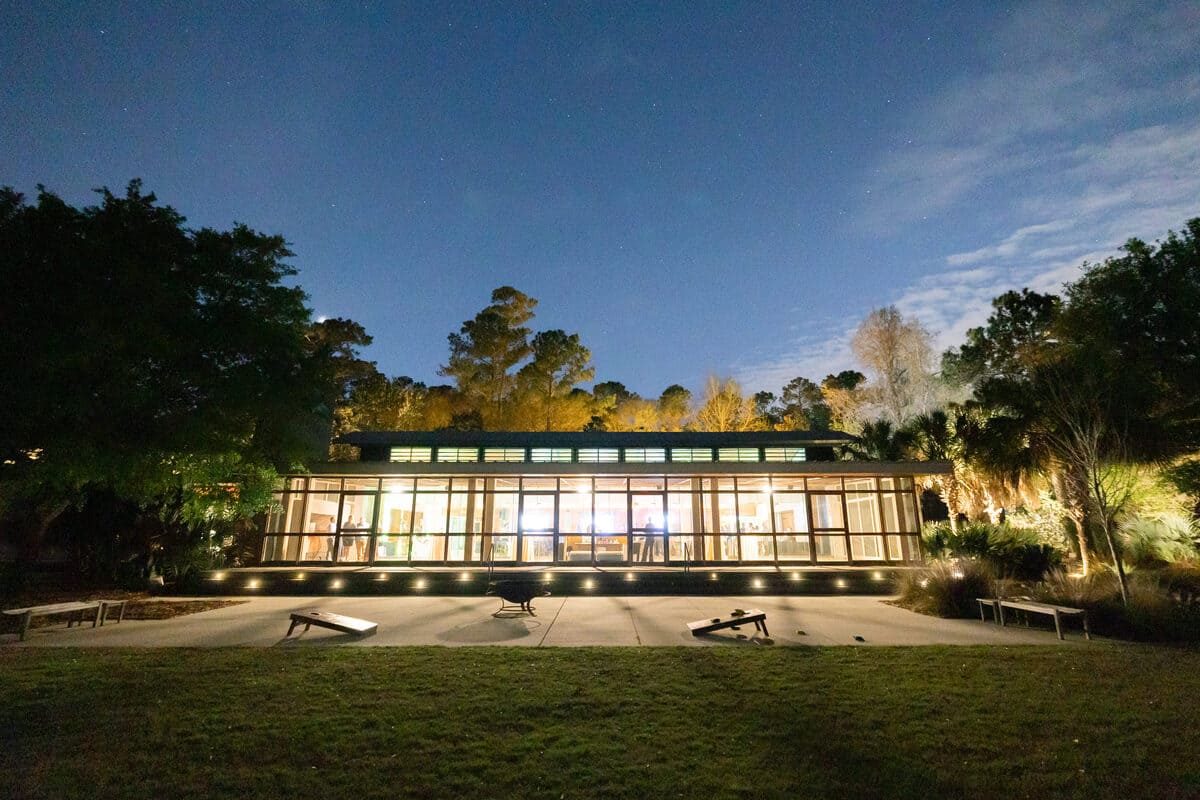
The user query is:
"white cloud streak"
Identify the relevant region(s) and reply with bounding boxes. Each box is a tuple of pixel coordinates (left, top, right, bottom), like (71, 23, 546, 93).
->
(737, 1, 1200, 393)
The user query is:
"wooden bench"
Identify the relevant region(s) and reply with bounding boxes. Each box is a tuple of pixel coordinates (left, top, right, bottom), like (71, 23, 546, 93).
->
(688, 608, 769, 638)
(4, 601, 101, 641)
(977, 597, 1090, 640)
(286, 609, 378, 638)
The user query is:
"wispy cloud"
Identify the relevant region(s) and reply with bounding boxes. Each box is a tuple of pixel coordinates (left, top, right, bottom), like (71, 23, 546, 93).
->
(737, 1, 1200, 393)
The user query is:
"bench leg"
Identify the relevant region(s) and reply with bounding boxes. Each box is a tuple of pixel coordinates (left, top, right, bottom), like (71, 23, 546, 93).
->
(92, 605, 101, 629)
(19, 611, 32, 642)
(998, 605, 1006, 627)
(758, 620, 769, 637)
(1053, 610, 1064, 640)
(287, 619, 299, 637)
(1082, 613, 1091, 641)
(979, 603, 986, 622)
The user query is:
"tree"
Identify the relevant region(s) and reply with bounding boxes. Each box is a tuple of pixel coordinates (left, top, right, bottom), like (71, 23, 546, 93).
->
(753, 391, 782, 429)
(942, 289, 1061, 388)
(778, 376, 833, 430)
(841, 420, 912, 461)
(693, 376, 761, 432)
(515, 330, 595, 430)
(820, 370, 867, 432)
(657, 385, 692, 431)
(851, 306, 938, 426)
(440, 286, 536, 427)
(0, 181, 342, 578)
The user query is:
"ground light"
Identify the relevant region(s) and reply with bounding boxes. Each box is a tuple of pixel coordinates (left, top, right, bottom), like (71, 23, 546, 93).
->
(543, 573, 553, 582)
(752, 578, 764, 590)
(625, 572, 636, 582)
(709, 572, 719, 581)
(583, 579, 595, 590)
(330, 579, 343, 590)
(459, 572, 471, 581)
(211, 572, 225, 582)
(835, 578, 847, 589)
(791, 572, 803, 581)
(375, 573, 389, 581)
(414, 579, 426, 590)
(245, 579, 260, 590)
(294, 572, 306, 581)
(873, 571, 884, 581)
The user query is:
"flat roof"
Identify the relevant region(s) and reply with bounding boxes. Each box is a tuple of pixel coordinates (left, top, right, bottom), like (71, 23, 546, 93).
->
(301, 460, 953, 476)
(339, 430, 855, 447)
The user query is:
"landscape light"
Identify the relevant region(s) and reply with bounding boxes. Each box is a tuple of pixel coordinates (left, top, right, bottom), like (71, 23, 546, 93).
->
(872, 571, 884, 581)
(752, 578, 764, 589)
(459, 572, 471, 581)
(330, 579, 343, 590)
(414, 579, 426, 590)
(835, 578, 847, 589)
(295, 572, 306, 581)
(625, 572, 635, 581)
(791, 572, 802, 581)
(710, 572, 719, 581)
(211, 572, 225, 581)
(583, 579, 594, 590)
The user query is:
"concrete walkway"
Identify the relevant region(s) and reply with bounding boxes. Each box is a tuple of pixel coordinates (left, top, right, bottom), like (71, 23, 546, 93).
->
(2, 595, 1092, 648)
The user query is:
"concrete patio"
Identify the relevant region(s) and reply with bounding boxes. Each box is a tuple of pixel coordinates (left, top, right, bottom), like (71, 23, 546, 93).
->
(2, 594, 1094, 647)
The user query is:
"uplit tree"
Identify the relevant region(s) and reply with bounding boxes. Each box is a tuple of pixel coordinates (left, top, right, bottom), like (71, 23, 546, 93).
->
(440, 286, 537, 427)
(693, 376, 761, 432)
(851, 306, 938, 426)
(656, 385, 692, 431)
(516, 329, 595, 431)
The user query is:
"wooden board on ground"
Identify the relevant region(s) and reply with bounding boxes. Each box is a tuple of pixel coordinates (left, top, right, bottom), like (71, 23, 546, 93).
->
(687, 608, 769, 637)
(287, 609, 378, 638)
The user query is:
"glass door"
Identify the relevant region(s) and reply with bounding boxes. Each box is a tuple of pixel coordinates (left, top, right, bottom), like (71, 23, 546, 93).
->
(630, 493, 666, 563)
(519, 493, 556, 563)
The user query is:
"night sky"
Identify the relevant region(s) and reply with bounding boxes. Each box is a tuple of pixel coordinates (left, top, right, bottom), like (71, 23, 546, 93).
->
(3, 2, 1197, 395)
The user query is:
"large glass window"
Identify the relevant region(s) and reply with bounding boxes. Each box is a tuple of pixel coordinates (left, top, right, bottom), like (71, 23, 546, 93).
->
(631, 494, 665, 531)
(736, 492, 771, 533)
(303, 493, 341, 534)
(623, 448, 666, 463)
(520, 494, 556, 532)
(593, 493, 628, 533)
(559, 491, 593, 533)
(337, 536, 370, 562)
(558, 535, 592, 562)
(850, 534, 885, 560)
(670, 448, 712, 462)
(489, 493, 518, 534)
(718, 448, 760, 462)
(763, 447, 806, 462)
(815, 534, 848, 562)
(576, 448, 619, 463)
(389, 447, 432, 462)
(339, 494, 375, 531)
(411, 535, 445, 561)
(262, 536, 299, 562)
(375, 535, 409, 561)
(413, 493, 448, 534)
(810, 495, 845, 529)
(667, 493, 700, 534)
(530, 448, 572, 463)
(521, 536, 554, 562)
(845, 492, 881, 533)
(437, 447, 479, 462)
(483, 448, 525, 462)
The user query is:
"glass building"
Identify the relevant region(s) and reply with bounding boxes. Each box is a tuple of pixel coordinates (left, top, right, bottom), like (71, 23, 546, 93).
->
(261, 431, 939, 568)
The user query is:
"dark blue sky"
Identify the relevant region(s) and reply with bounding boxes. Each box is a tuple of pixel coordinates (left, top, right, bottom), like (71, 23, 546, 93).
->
(4, 2, 1197, 395)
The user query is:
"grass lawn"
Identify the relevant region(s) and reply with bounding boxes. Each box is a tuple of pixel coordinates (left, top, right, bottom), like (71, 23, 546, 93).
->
(2, 645, 1198, 799)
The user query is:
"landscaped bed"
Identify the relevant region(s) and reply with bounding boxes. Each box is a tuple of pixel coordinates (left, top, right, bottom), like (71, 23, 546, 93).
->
(1, 591, 247, 631)
(2, 646, 1197, 799)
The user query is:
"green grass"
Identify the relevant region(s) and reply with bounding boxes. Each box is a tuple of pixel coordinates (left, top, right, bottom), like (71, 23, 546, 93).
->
(2, 646, 1198, 799)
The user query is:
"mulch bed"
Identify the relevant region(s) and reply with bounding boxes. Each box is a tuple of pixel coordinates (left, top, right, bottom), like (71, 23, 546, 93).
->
(2, 589, 247, 631)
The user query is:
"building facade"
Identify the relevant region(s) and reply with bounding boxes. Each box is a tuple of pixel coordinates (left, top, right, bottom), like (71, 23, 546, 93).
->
(260, 431, 942, 569)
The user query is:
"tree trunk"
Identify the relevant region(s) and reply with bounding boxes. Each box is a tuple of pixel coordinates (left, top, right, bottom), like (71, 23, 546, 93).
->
(1101, 517, 1130, 606)
(10, 500, 71, 590)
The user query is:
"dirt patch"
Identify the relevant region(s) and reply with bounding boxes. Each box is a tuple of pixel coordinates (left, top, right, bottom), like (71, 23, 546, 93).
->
(123, 599, 247, 619)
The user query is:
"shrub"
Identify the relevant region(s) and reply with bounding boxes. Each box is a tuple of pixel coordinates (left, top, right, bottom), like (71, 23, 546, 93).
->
(921, 520, 1063, 580)
(1032, 568, 1200, 642)
(1120, 514, 1199, 568)
(896, 559, 995, 618)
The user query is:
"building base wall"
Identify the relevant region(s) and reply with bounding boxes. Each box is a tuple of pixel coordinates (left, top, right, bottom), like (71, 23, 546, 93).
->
(192, 566, 912, 597)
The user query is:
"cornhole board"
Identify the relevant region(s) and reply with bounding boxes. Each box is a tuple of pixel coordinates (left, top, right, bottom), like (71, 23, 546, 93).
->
(287, 609, 378, 638)
(687, 609, 769, 637)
